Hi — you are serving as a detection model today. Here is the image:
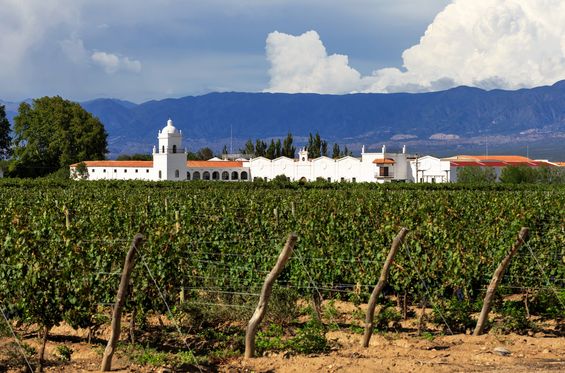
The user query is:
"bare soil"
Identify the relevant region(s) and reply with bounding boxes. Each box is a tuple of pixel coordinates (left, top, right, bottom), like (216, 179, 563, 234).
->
(1, 300, 563, 372)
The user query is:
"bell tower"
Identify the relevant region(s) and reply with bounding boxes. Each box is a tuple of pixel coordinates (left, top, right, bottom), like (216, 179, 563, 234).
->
(153, 118, 187, 180)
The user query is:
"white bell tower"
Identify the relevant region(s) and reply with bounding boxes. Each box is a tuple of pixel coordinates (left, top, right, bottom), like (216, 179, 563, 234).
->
(298, 147, 309, 162)
(153, 118, 187, 180)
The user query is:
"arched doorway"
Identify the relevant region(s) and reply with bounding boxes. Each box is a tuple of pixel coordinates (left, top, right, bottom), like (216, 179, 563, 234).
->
(212, 171, 220, 180)
(222, 171, 229, 180)
(231, 171, 239, 180)
(241, 171, 248, 180)
(193, 171, 201, 180)
(203, 171, 211, 180)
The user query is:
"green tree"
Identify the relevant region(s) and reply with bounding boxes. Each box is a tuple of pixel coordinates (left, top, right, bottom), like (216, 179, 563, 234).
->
(0, 104, 11, 159)
(241, 139, 255, 155)
(275, 139, 282, 158)
(343, 146, 352, 156)
(332, 143, 341, 159)
(457, 166, 497, 183)
(282, 132, 296, 158)
(307, 132, 327, 158)
(11, 96, 107, 177)
(266, 139, 276, 159)
(255, 139, 267, 157)
(499, 166, 538, 184)
(196, 147, 214, 160)
(222, 145, 228, 156)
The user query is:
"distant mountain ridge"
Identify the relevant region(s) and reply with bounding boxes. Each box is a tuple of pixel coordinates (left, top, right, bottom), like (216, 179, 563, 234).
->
(3, 82, 565, 159)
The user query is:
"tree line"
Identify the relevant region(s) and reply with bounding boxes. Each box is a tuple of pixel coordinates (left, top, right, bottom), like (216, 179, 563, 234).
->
(239, 132, 351, 160)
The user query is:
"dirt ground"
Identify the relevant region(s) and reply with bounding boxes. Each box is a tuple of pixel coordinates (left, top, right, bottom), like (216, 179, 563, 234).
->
(1, 300, 563, 372)
(229, 332, 565, 373)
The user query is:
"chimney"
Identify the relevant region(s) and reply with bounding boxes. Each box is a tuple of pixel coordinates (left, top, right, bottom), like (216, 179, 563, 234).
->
(381, 144, 386, 156)
(402, 145, 406, 154)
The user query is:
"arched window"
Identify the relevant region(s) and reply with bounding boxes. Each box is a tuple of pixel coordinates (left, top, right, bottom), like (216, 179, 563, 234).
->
(241, 171, 248, 180)
(212, 171, 219, 180)
(187, 172, 191, 180)
(203, 171, 210, 180)
(161, 145, 165, 153)
(175, 169, 179, 178)
(222, 171, 229, 180)
(231, 171, 239, 180)
(193, 171, 201, 180)
(173, 145, 177, 153)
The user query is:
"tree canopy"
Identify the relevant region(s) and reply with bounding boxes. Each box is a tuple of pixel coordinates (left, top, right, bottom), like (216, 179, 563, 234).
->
(0, 104, 11, 160)
(11, 96, 108, 177)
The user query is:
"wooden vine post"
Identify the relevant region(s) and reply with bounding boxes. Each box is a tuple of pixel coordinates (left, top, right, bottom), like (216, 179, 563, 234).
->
(101, 233, 144, 371)
(362, 227, 408, 348)
(245, 233, 297, 359)
(473, 227, 529, 336)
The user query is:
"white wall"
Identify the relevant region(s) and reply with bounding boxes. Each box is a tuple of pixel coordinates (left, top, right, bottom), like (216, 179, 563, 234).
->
(73, 166, 156, 180)
(410, 156, 451, 183)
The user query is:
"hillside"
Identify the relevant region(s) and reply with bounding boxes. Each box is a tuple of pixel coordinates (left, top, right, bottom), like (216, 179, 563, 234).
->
(4, 82, 565, 158)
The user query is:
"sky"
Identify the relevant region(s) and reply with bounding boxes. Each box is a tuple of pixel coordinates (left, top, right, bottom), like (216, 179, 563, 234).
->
(1, 0, 565, 102)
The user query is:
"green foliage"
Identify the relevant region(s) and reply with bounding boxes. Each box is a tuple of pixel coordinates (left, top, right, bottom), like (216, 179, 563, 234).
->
(187, 147, 214, 160)
(331, 143, 341, 159)
(72, 162, 89, 180)
(282, 132, 296, 158)
(374, 306, 402, 331)
(500, 165, 565, 184)
(56, 345, 73, 362)
(457, 166, 497, 183)
(500, 166, 539, 184)
(0, 104, 11, 159)
(433, 298, 476, 333)
(241, 134, 296, 159)
(3, 341, 36, 369)
(289, 318, 329, 354)
(493, 301, 533, 334)
(307, 132, 328, 158)
(257, 318, 329, 355)
(11, 96, 108, 177)
(0, 179, 563, 352)
(529, 289, 565, 320)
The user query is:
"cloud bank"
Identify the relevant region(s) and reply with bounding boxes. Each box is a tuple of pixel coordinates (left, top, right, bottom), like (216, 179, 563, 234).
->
(265, 0, 565, 94)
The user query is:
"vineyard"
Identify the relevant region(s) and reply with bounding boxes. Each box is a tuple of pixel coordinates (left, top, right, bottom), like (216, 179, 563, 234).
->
(0, 179, 564, 371)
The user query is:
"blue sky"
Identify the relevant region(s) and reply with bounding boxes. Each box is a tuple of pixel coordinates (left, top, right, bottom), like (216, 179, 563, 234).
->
(1, 0, 564, 102)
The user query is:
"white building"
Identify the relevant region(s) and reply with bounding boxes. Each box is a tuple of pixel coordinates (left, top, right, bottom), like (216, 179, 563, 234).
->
(71, 119, 251, 181)
(407, 155, 556, 183)
(249, 145, 415, 183)
(410, 156, 452, 183)
(71, 118, 421, 183)
(74, 118, 556, 183)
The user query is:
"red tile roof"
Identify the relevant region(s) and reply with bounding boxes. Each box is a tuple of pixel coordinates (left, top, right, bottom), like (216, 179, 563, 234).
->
(71, 160, 153, 168)
(72, 160, 246, 168)
(187, 160, 244, 168)
(373, 158, 395, 165)
(450, 160, 553, 167)
(446, 155, 533, 162)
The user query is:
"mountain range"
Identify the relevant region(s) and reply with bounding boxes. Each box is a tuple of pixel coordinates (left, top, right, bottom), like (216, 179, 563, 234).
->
(3, 81, 565, 159)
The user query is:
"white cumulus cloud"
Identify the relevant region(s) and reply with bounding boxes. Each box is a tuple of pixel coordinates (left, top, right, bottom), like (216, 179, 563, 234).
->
(60, 35, 142, 74)
(91, 51, 142, 74)
(265, 30, 362, 94)
(265, 0, 565, 94)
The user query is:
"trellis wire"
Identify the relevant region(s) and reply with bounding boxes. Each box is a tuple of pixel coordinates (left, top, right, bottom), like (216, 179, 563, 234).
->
(523, 240, 565, 311)
(404, 245, 454, 335)
(0, 304, 34, 372)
